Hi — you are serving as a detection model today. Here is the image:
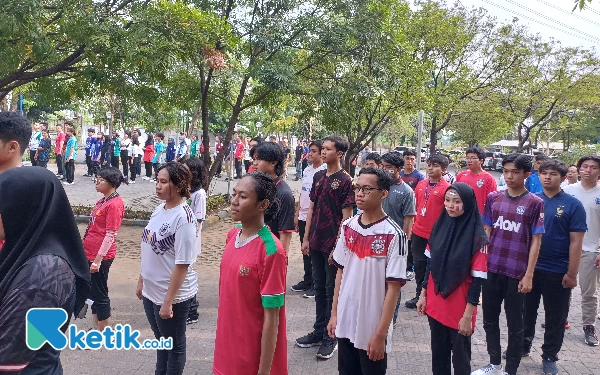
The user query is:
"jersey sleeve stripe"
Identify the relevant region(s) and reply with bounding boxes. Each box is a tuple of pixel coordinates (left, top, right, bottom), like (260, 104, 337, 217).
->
(261, 293, 285, 308)
(386, 277, 407, 286)
(258, 226, 278, 256)
(472, 270, 487, 279)
(0, 363, 29, 371)
(385, 218, 408, 256)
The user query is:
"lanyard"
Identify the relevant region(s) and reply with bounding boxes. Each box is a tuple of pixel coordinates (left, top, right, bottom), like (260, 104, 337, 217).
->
(84, 192, 119, 240)
(424, 181, 437, 203)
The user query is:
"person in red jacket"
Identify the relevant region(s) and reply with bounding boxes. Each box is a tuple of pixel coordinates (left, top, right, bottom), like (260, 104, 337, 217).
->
(142, 136, 155, 180)
(405, 154, 450, 309)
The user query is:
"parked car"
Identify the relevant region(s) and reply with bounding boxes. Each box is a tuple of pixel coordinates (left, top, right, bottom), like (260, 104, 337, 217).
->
(483, 152, 502, 170)
(393, 146, 409, 154)
(493, 153, 507, 171)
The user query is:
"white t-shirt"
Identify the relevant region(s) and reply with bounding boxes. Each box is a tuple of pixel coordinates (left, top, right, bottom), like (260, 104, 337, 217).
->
(135, 144, 143, 157)
(563, 183, 600, 253)
(332, 214, 408, 352)
(298, 164, 326, 221)
(141, 202, 198, 305)
(188, 189, 207, 254)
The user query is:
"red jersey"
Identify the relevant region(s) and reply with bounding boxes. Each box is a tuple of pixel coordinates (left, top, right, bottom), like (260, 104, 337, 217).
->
(83, 196, 125, 261)
(456, 170, 497, 214)
(214, 226, 288, 375)
(55, 132, 66, 155)
(412, 178, 450, 239)
(143, 144, 154, 163)
(234, 142, 244, 159)
(425, 248, 487, 330)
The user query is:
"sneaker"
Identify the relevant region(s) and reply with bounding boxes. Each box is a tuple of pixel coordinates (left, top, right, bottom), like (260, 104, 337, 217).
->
(584, 325, 599, 346)
(502, 349, 529, 359)
(542, 358, 558, 375)
(303, 287, 315, 298)
(470, 364, 503, 375)
(296, 332, 322, 348)
(405, 296, 419, 309)
(186, 317, 198, 325)
(142, 176, 150, 180)
(130, 180, 135, 184)
(291, 280, 311, 292)
(406, 271, 415, 281)
(316, 338, 337, 359)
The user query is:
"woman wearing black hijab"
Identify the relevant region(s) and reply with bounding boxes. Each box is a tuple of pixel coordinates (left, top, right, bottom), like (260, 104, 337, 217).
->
(416, 182, 489, 375)
(0, 167, 91, 374)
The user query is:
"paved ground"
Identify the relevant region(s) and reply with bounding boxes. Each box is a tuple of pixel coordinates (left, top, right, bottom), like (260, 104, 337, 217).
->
(60, 220, 600, 375)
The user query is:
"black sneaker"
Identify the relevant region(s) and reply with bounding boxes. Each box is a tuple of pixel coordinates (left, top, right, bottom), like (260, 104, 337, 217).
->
(303, 287, 315, 298)
(186, 317, 198, 325)
(584, 325, 599, 346)
(83, 173, 90, 177)
(405, 296, 419, 309)
(502, 349, 530, 359)
(542, 358, 558, 375)
(291, 280, 311, 292)
(316, 337, 338, 359)
(296, 332, 322, 348)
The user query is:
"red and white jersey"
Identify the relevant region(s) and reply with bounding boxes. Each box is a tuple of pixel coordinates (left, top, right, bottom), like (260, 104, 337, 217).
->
(332, 214, 408, 352)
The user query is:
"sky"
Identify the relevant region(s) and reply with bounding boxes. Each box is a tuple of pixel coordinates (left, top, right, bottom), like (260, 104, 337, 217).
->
(455, 0, 600, 50)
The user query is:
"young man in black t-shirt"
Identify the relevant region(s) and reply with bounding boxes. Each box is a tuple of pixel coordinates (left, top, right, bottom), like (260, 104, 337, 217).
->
(295, 139, 304, 181)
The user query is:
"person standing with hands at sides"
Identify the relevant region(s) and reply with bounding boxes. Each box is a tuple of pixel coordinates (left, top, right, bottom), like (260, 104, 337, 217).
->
(291, 140, 326, 298)
(84, 128, 97, 177)
(416, 183, 489, 375)
(175, 136, 188, 162)
(524, 153, 548, 195)
(456, 147, 498, 214)
(295, 139, 304, 181)
(234, 133, 245, 178)
(100, 134, 112, 167)
(63, 127, 78, 186)
(136, 162, 197, 375)
(296, 136, 356, 360)
(471, 153, 544, 375)
(28, 122, 42, 167)
(405, 155, 451, 309)
(380, 152, 416, 324)
(91, 133, 103, 180)
(190, 135, 199, 158)
(143, 135, 154, 180)
(328, 167, 407, 375)
(55, 124, 66, 178)
(563, 156, 600, 346)
(519, 160, 586, 375)
(182, 158, 207, 325)
(401, 150, 425, 189)
(166, 137, 176, 162)
(129, 136, 142, 183)
(152, 133, 166, 181)
(83, 167, 126, 331)
(120, 131, 131, 179)
(252, 142, 295, 253)
(36, 129, 52, 168)
(213, 173, 288, 375)
(111, 131, 121, 168)
(0, 167, 91, 374)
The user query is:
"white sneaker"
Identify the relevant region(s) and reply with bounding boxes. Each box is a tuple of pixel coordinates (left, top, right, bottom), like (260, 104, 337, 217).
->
(142, 176, 149, 180)
(129, 180, 135, 184)
(471, 364, 503, 375)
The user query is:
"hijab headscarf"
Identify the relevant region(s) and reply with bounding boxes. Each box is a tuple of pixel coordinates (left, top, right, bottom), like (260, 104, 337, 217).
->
(0, 167, 91, 314)
(166, 137, 176, 161)
(428, 182, 489, 299)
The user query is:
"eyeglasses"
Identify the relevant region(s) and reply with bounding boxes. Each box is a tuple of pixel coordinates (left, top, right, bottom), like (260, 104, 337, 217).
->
(95, 178, 107, 184)
(353, 185, 383, 194)
(466, 157, 480, 161)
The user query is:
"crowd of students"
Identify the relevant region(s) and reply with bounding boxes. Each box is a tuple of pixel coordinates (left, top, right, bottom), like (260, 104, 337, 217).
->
(2, 110, 600, 375)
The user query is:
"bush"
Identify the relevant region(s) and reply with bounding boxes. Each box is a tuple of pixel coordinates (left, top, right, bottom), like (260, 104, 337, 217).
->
(557, 145, 600, 166)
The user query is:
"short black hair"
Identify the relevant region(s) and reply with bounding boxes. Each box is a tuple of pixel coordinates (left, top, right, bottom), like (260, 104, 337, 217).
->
(427, 154, 449, 169)
(156, 132, 165, 140)
(253, 142, 285, 176)
(309, 140, 323, 151)
(244, 172, 278, 222)
(97, 167, 128, 189)
(576, 155, 600, 170)
(184, 157, 208, 192)
(539, 160, 568, 177)
(358, 167, 392, 191)
(0, 113, 32, 154)
(569, 164, 577, 169)
(534, 153, 549, 162)
(365, 152, 382, 164)
(87, 128, 95, 133)
(502, 153, 532, 172)
(323, 136, 349, 154)
(158, 161, 192, 198)
(64, 120, 73, 126)
(465, 147, 485, 161)
(381, 152, 404, 168)
(403, 150, 416, 158)
(251, 136, 263, 145)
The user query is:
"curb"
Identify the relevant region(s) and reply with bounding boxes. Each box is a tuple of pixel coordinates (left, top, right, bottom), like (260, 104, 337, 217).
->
(74, 208, 230, 230)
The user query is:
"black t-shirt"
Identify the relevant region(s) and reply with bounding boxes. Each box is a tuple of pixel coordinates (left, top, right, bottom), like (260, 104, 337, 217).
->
(283, 146, 290, 160)
(295, 146, 304, 162)
(266, 178, 296, 238)
(0, 254, 76, 374)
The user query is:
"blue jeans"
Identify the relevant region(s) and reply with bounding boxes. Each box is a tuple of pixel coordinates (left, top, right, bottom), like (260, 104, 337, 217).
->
(296, 161, 303, 179)
(311, 249, 337, 340)
(143, 296, 192, 375)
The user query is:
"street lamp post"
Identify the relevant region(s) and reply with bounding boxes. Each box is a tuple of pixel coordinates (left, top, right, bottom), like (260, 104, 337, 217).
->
(106, 111, 112, 135)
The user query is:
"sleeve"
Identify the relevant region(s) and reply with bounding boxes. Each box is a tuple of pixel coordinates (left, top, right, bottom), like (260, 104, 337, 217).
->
(471, 248, 488, 279)
(531, 199, 545, 235)
(341, 177, 356, 208)
(104, 202, 124, 232)
(524, 177, 531, 191)
(466, 278, 482, 306)
(194, 191, 206, 222)
(482, 194, 494, 227)
(44, 140, 51, 151)
(277, 191, 296, 232)
(96, 230, 117, 257)
(174, 220, 198, 264)
(332, 224, 348, 269)
(569, 200, 589, 233)
(309, 173, 320, 203)
(260, 250, 287, 309)
(422, 257, 431, 289)
(456, 171, 464, 183)
(487, 174, 498, 194)
(402, 189, 417, 217)
(386, 232, 408, 283)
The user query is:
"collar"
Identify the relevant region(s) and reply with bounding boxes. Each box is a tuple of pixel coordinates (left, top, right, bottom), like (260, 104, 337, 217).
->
(392, 177, 403, 185)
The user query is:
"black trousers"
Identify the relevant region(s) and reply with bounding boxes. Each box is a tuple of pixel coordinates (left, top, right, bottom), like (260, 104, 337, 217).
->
(130, 156, 140, 181)
(89, 259, 113, 321)
(428, 316, 471, 375)
(145, 161, 153, 177)
(298, 220, 312, 285)
(38, 160, 48, 168)
(111, 155, 119, 168)
(86, 155, 92, 174)
(30, 150, 38, 166)
(56, 153, 64, 175)
(523, 269, 571, 362)
(234, 158, 243, 178)
(91, 161, 100, 176)
(121, 150, 129, 177)
(65, 160, 75, 183)
(311, 249, 337, 340)
(406, 239, 413, 272)
(411, 234, 429, 297)
(482, 272, 525, 374)
(338, 337, 387, 375)
(244, 159, 251, 173)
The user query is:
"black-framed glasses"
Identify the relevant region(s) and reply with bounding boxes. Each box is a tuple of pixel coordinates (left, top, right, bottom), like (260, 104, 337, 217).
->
(353, 185, 383, 194)
(96, 178, 107, 184)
